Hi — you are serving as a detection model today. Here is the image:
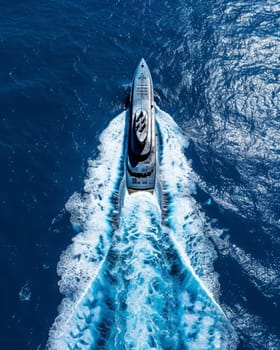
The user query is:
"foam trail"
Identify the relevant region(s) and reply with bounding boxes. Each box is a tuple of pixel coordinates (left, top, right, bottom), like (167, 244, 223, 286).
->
(47, 108, 237, 349)
(47, 112, 126, 349)
(156, 107, 237, 348)
(108, 192, 175, 349)
(156, 107, 220, 296)
(111, 192, 236, 349)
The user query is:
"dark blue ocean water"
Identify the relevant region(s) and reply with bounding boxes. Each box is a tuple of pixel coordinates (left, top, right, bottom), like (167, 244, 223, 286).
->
(0, 1, 279, 349)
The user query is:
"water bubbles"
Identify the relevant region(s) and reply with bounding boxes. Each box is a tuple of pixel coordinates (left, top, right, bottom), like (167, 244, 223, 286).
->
(19, 281, 31, 302)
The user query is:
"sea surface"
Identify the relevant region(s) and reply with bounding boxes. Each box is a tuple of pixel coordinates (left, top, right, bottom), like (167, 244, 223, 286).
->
(0, 0, 279, 349)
